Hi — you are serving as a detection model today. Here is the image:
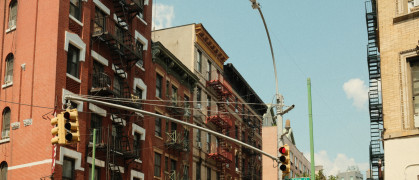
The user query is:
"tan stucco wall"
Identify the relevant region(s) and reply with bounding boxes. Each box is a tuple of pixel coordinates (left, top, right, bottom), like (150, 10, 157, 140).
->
(262, 127, 278, 180)
(384, 136, 419, 179)
(152, 24, 196, 71)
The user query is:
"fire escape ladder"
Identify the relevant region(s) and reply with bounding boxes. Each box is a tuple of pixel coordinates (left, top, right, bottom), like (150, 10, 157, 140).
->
(365, 0, 384, 179)
(112, 61, 131, 99)
(109, 163, 123, 180)
(112, 0, 130, 28)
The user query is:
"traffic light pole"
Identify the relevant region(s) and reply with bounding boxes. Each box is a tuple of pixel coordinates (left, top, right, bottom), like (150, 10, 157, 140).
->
(65, 95, 280, 162)
(249, 1, 284, 179)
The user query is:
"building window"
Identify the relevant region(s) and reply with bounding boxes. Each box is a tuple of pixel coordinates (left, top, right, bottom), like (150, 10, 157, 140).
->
(206, 133, 211, 152)
(135, 0, 145, 19)
(196, 87, 201, 108)
(197, 50, 202, 73)
(8, 1, 17, 29)
(196, 163, 201, 180)
(206, 95, 211, 116)
(156, 74, 162, 98)
(235, 126, 238, 139)
(113, 75, 124, 97)
(154, 153, 161, 177)
(216, 172, 220, 180)
(171, 122, 177, 133)
(172, 85, 178, 101)
(207, 60, 211, 81)
(196, 129, 201, 143)
(62, 157, 75, 180)
(93, 7, 106, 35)
(2, 108, 10, 139)
(133, 132, 142, 158)
(235, 154, 239, 169)
(4, 54, 13, 84)
(155, 116, 162, 137)
(70, 0, 82, 20)
(410, 59, 419, 122)
(206, 167, 211, 180)
(165, 80, 170, 98)
(170, 159, 176, 172)
(90, 114, 102, 143)
(67, 44, 80, 78)
(136, 40, 144, 67)
(89, 166, 100, 180)
(183, 165, 189, 180)
(0, 161, 7, 180)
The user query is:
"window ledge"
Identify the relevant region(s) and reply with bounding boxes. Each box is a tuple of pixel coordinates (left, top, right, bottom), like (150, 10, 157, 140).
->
(2, 82, 13, 89)
(6, 26, 16, 33)
(0, 138, 10, 144)
(69, 15, 83, 27)
(136, 15, 148, 25)
(66, 73, 81, 83)
(134, 159, 142, 163)
(136, 63, 145, 71)
(394, 9, 419, 23)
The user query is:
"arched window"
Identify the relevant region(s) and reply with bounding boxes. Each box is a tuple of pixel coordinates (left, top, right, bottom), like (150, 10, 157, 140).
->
(4, 54, 13, 84)
(8, 1, 17, 29)
(2, 108, 10, 139)
(0, 161, 7, 180)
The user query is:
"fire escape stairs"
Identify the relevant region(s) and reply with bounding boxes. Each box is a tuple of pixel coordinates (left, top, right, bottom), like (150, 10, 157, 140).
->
(365, 0, 384, 179)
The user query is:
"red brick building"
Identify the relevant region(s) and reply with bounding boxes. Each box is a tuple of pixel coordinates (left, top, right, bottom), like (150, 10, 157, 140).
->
(150, 41, 198, 179)
(0, 0, 153, 179)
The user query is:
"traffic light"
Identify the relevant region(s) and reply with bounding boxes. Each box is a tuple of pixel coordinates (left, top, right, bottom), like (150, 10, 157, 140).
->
(51, 113, 65, 144)
(63, 109, 80, 143)
(279, 144, 290, 175)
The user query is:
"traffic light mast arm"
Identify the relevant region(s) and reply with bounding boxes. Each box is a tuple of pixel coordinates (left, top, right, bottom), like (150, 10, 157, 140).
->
(65, 95, 280, 162)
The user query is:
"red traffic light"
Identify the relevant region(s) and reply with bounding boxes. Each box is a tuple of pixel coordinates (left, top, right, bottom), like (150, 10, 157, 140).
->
(279, 147, 287, 154)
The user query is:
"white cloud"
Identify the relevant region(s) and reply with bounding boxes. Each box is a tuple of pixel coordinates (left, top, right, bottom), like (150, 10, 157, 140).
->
(343, 78, 368, 110)
(304, 150, 368, 176)
(152, 3, 175, 30)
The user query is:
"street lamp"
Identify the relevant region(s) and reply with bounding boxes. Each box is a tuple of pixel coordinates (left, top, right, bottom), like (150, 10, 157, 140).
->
(249, 0, 285, 180)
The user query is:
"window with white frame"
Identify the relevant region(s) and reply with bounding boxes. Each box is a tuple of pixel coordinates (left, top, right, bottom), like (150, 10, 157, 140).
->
(2, 108, 10, 139)
(67, 44, 80, 78)
(8, 1, 17, 29)
(62, 157, 75, 180)
(4, 54, 13, 84)
(70, 0, 82, 20)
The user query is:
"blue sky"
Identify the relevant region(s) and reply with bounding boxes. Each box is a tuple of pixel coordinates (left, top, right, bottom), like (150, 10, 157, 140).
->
(152, 0, 370, 176)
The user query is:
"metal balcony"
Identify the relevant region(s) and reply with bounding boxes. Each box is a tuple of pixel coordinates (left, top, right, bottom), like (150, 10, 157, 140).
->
(165, 130, 189, 152)
(206, 112, 233, 129)
(91, 72, 113, 96)
(208, 145, 233, 163)
(92, 17, 142, 62)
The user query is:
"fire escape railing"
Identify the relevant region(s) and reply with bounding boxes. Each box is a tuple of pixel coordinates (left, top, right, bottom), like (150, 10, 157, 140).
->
(365, 0, 384, 179)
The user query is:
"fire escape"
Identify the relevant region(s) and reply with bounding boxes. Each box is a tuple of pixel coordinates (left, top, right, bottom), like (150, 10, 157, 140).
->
(165, 129, 190, 180)
(206, 73, 233, 179)
(365, 0, 384, 179)
(89, 1, 144, 179)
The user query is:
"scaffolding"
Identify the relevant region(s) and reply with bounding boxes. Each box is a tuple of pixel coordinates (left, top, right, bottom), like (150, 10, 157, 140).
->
(365, 0, 384, 179)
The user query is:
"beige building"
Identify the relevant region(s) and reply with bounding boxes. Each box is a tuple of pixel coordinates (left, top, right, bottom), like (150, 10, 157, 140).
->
(262, 126, 310, 179)
(371, 0, 419, 179)
(153, 24, 265, 180)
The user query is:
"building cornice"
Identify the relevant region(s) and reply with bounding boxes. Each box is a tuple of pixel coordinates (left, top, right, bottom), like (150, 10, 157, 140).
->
(195, 24, 228, 69)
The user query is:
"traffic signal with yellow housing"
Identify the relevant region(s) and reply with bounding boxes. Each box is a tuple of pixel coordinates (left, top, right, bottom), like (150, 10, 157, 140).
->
(63, 109, 80, 143)
(51, 113, 65, 144)
(279, 144, 290, 175)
